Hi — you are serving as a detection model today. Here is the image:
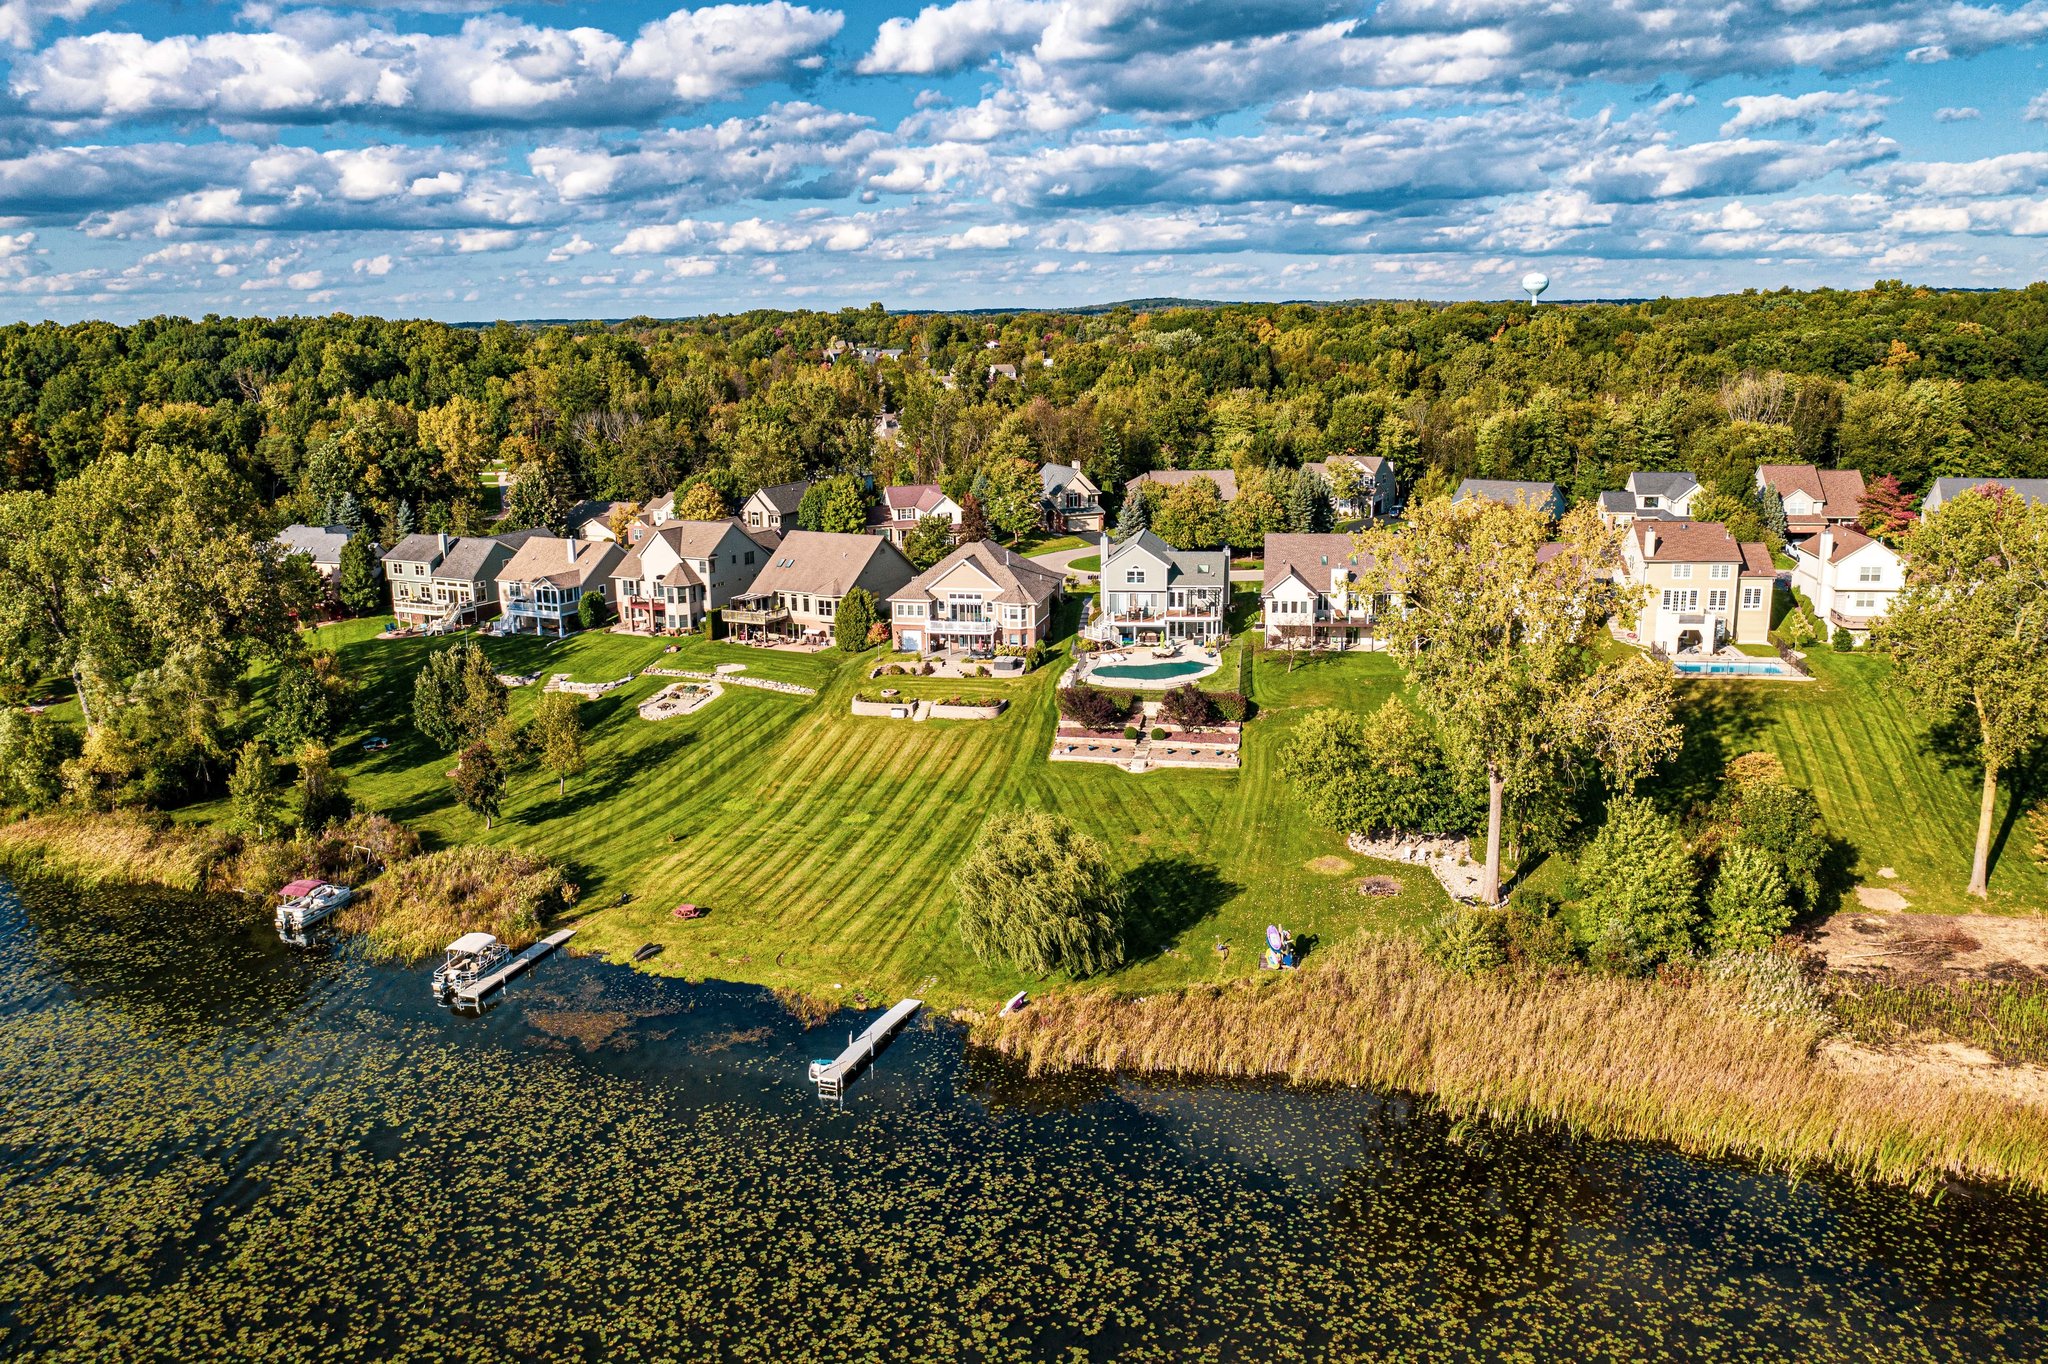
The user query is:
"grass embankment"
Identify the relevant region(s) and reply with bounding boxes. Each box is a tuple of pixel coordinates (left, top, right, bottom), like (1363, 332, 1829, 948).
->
(978, 936, 2048, 1194)
(0, 812, 218, 889)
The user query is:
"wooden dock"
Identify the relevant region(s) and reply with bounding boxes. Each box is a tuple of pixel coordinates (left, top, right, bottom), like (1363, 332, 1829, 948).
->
(810, 998, 921, 1101)
(451, 928, 576, 1011)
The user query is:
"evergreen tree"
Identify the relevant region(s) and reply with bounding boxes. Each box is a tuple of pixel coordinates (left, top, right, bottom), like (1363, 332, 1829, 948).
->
(335, 491, 367, 536)
(1116, 485, 1150, 537)
(835, 586, 878, 652)
(1578, 796, 1700, 974)
(337, 532, 382, 616)
(393, 499, 415, 538)
(957, 493, 991, 543)
(1757, 483, 1788, 541)
(1288, 468, 1334, 533)
(228, 739, 285, 840)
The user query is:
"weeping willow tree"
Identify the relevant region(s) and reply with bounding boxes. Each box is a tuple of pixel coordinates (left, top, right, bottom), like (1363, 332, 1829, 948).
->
(952, 810, 1126, 978)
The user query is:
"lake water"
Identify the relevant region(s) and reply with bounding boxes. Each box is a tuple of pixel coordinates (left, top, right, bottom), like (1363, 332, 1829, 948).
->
(2, 875, 2045, 1360)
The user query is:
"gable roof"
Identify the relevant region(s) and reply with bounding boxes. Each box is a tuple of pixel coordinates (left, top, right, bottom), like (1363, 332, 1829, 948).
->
(1739, 541, 1775, 576)
(747, 480, 810, 515)
(1128, 468, 1239, 501)
(1632, 519, 1744, 563)
(1102, 528, 1230, 585)
(614, 546, 703, 588)
(1759, 464, 1864, 512)
(276, 524, 353, 564)
(1625, 470, 1699, 500)
(1453, 478, 1562, 511)
(1756, 463, 1824, 501)
(1927, 476, 2048, 509)
(567, 499, 631, 531)
(1818, 468, 1867, 509)
(1793, 525, 1889, 564)
(891, 540, 1063, 608)
(496, 535, 623, 589)
(381, 533, 446, 565)
(1263, 533, 1373, 596)
(1040, 462, 1099, 496)
(875, 484, 955, 516)
(742, 530, 908, 597)
(649, 519, 750, 558)
(1302, 455, 1387, 480)
(435, 536, 511, 582)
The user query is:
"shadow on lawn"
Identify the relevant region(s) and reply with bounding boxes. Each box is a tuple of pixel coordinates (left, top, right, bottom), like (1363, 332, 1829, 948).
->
(1646, 682, 1772, 819)
(1920, 714, 2048, 887)
(1119, 855, 1240, 965)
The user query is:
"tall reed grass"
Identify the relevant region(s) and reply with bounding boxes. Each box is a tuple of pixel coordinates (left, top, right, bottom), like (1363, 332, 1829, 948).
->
(975, 936, 2048, 1194)
(336, 844, 575, 962)
(0, 812, 215, 889)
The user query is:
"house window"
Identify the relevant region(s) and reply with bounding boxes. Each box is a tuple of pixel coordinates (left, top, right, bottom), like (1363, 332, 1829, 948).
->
(1707, 589, 1728, 611)
(1742, 586, 1763, 610)
(819, 597, 835, 619)
(745, 550, 755, 565)
(1858, 565, 1881, 583)
(1710, 564, 1732, 580)
(1671, 564, 1693, 580)
(1853, 595, 1878, 612)
(1660, 589, 1698, 611)
(1125, 569, 1144, 585)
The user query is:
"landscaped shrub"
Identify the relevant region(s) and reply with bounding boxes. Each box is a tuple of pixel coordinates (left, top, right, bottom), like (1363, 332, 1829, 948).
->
(1151, 727, 1168, 740)
(885, 664, 903, 676)
(1578, 796, 1700, 976)
(1123, 726, 1141, 740)
(1505, 889, 1579, 967)
(1705, 844, 1794, 952)
(1161, 683, 1217, 730)
(1424, 906, 1507, 974)
(1058, 684, 1130, 730)
(702, 607, 723, 640)
(576, 591, 609, 629)
(1211, 690, 1249, 723)
(1832, 626, 1855, 651)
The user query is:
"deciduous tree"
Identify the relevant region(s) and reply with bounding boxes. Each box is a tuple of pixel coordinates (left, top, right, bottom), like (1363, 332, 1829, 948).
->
(1874, 486, 2048, 897)
(903, 513, 956, 570)
(412, 639, 508, 751)
(951, 810, 1125, 977)
(228, 739, 285, 840)
(1152, 476, 1229, 550)
(532, 692, 586, 796)
(452, 741, 506, 830)
(676, 482, 728, 520)
(1577, 796, 1699, 975)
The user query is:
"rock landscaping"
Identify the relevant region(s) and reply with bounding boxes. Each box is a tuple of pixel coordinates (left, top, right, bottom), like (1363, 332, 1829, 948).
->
(1347, 832, 1485, 903)
(638, 680, 720, 720)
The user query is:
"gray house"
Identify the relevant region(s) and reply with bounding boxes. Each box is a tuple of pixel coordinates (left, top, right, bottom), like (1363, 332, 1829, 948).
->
(1453, 479, 1566, 519)
(1922, 476, 2048, 514)
(382, 533, 518, 629)
(741, 481, 810, 535)
(1090, 530, 1229, 645)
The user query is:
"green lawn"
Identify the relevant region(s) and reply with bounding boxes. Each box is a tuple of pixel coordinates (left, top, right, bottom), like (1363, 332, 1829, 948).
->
(264, 617, 1442, 1007)
(223, 607, 2047, 1005)
(1066, 553, 1101, 573)
(1657, 652, 2047, 916)
(1017, 533, 1090, 557)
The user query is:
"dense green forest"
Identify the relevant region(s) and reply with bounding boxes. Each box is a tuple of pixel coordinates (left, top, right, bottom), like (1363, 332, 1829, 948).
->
(5, 282, 2048, 809)
(3, 281, 2047, 537)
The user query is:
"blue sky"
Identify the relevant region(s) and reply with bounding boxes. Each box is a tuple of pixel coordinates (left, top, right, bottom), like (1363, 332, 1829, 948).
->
(4, 0, 2048, 320)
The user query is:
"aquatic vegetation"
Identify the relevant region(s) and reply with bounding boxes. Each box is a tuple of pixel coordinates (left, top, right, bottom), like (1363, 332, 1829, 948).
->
(1831, 973, 2048, 1065)
(0, 878, 2046, 1360)
(337, 844, 575, 962)
(980, 935, 2048, 1195)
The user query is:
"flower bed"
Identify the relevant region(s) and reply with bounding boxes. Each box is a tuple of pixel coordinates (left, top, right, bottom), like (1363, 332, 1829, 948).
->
(930, 698, 1006, 719)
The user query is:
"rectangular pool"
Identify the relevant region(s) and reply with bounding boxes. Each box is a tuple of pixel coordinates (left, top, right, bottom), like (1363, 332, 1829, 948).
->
(1672, 658, 1801, 678)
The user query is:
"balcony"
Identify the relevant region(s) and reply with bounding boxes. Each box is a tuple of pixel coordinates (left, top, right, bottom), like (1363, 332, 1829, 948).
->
(725, 596, 791, 627)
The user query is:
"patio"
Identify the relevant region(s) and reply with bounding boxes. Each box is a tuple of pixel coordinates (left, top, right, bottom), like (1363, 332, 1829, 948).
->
(1068, 644, 1224, 689)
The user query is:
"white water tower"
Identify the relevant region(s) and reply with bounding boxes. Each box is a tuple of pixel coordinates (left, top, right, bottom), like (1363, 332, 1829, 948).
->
(1521, 271, 1551, 305)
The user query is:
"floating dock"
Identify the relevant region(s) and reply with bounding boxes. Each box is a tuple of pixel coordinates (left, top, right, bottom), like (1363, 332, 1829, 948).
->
(451, 928, 576, 1011)
(809, 998, 921, 1101)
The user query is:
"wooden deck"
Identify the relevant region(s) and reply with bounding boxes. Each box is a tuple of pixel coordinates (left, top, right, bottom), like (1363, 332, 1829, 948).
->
(810, 998, 921, 1101)
(451, 928, 576, 1011)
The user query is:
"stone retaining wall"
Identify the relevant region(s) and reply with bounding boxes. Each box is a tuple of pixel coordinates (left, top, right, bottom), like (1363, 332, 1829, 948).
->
(930, 700, 1006, 719)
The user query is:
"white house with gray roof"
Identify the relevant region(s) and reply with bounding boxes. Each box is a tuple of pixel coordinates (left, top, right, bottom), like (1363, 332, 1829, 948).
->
(611, 519, 763, 634)
(741, 480, 810, 536)
(1598, 471, 1702, 527)
(275, 524, 359, 591)
(889, 541, 1064, 654)
(1090, 530, 1230, 645)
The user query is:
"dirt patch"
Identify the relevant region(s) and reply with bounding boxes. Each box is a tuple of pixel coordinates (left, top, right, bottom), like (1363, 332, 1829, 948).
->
(1877, 866, 1899, 879)
(1356, 876, 1404, 898)
(1305, 855, 1353, 875)
(1855, 885, 1910, 910)
(1808, 911, 2048, 979)
(1823, 1038, 2048, 1110)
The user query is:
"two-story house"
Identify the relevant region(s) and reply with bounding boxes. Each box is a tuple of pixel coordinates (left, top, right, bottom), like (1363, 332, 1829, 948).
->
(494, 535, 624, 636)
(1260, 534, 1393, 651)
(381, 532, 523, 628)
(611, 520, 764, 634)
(1089, 530, 1230, 646)
(1302, 455, 1400, 520)
(1790, 525, 1902, 644)
(740, 480, 810, 536)
(1598, 471, 1702, 527)
(866, 484, 963, 546)
(889, 542, 1063, 654)
(1453, 479, 1566, 519)
(1039, 463, 1105, 533)
(1756, 465, 1865, 535)
(725, 530, 915, 645)
(1621, 521, 1775, 656)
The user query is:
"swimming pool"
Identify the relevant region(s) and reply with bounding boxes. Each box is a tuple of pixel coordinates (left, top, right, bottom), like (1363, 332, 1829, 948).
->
(1672, 658, 1800, 678)
(1089, 659, 1210, 681)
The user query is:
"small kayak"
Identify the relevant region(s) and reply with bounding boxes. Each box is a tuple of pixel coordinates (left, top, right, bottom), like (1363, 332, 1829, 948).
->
(999, 990, 1029, 1017)
(632, 943, 662, 963)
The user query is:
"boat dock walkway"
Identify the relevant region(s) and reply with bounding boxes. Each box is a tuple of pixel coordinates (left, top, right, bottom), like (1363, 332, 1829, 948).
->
(811, 998, 921, 1101)
(452, 928, 576, 1010)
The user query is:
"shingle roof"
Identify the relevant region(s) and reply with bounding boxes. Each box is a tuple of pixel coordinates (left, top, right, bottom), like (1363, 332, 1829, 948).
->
(1040, 462, 1096, 495)
(567, 499, 631, 531)
(891, 540, 1063, 608)
(1104, 528, 1230, 585)
(1633, 520, 1744, 563)
(1793, 525, 1883, 564)
(381, 533, 447, 566)
(276, 524, 353, 564)
(1453, 479, 1562, 511)
(1625, 470, 1699, 500)
(1817, 468, 1866, 510)
(1739, 541, 1775, 576)
(1128, 468, 1238, 501)
(1927, 476, 2048, 509)
(743, 530, 908, 598)
(436, 536, 511, 582)
(749, 480, 810, 514)
(1757, 463, 1824, 501)
(1263, 533, 1372, 596)
(650, 520, 748, 557)
(496, 535, 623, 589)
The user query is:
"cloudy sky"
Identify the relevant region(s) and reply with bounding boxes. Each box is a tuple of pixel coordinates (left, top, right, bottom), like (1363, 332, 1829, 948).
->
(3, 0, 2048, 320)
